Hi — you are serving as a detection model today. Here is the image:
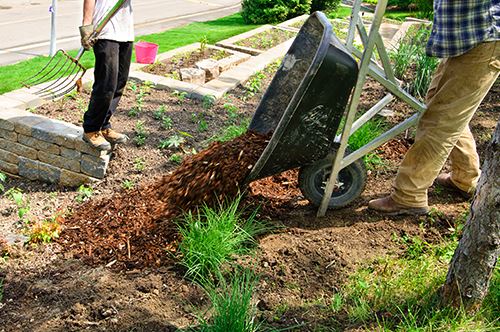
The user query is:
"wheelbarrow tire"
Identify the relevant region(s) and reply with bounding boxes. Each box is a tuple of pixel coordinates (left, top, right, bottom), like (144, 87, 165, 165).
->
(298, 155, 366, 209)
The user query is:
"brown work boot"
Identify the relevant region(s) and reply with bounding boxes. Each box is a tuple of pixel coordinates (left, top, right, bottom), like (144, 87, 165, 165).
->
(368, 196, 429, 216)
(83, 131, 111, 151)
(435, 173, 473, 199)
(101, 128, 128, 144)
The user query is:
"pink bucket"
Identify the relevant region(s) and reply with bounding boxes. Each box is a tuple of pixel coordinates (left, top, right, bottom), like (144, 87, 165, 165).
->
(135, 41, 159, 64)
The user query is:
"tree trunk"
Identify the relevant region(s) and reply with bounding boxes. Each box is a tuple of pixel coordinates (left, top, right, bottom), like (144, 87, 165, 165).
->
(441, 120, 500, 312)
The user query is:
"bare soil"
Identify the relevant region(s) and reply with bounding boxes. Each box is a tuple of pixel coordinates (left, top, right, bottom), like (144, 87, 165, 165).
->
(235, 28, 297, 50)
(0, 63, 498, 330)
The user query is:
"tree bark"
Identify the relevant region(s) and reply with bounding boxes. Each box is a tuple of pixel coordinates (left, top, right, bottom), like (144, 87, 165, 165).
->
(441, 120, 500, 312)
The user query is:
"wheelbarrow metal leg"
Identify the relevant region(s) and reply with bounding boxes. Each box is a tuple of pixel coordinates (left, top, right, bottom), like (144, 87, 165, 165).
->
(317, 0, 389, 217)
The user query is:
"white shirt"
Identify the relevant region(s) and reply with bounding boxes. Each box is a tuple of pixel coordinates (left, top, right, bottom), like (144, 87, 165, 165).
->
(93, 0, 134, 42)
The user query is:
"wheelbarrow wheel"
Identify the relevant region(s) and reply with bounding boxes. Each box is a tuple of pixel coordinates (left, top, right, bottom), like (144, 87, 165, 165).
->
(298, 154, 366, 209)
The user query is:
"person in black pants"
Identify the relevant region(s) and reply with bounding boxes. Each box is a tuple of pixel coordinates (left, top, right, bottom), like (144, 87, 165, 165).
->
(80, 0, 134, 150)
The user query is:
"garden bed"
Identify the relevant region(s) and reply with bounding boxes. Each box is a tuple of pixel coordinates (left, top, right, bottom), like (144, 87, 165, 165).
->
(216, 25, 297, 56)
(138, 43, 250, 84)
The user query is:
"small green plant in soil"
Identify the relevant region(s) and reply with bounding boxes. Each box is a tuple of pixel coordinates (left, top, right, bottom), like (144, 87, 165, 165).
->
(161, 116, 173, 130)
(0, 171, 6, 192)
(128, 82, 152, 117)
(28, 211, 63, 244)
(75, 184, 93, 203)
(348, 119, 387, 169)
(211, 118, 250, 143)
(173, 90, 188, 104)
(178, 197, 266, 281)
(244, 71, 266, 100)
(223, 103, 240, 123)
(159, 134, 185, 150)
(134, 120, 148, 146)
(192, 113, 209, 132)
(197, 269, 261, 332)
(202, 95, 216, 110)
(199, 35, 209, 53)
(169, 153, 183, 164)
(5, 188, 30, 224)
(121, 179, 135, 190)
(153, 105, 167, 120)
(133, 157, 146, 172)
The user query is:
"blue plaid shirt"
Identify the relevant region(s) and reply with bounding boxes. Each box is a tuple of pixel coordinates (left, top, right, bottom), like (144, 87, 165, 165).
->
(426, 0, 500, 58)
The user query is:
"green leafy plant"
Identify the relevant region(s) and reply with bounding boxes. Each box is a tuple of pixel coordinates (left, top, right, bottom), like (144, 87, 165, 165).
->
(211, 118, 250, 143)
(153, 105, 167, 120)
(159, 134, 185, 149)
(199, 35, 209, 53)
(178, 197, 266, 281)
(161, 116, 173, 130)
(169, 153, 183, 164)
(28, 211, 63, 244)
(173, 90, 189, 104)
(223, 103, 240, 123)
(348, 119, 387, 170)
(244, 71, 266, 100)
(134, 120, 148, 146)
(197, 269, 261, 332)
(122, 179, 135, 190)
(311, 0, 341, 12)
(5, 188, 30, 223)
(202, 95, 216, 110)
(75, 184, 93, 203)
(133, 157, 146, 172)
(128, 82, 151, 117)
(242, 0, 312, 24)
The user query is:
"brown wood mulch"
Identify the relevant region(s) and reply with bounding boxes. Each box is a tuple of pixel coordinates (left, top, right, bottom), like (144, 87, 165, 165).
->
(57, 131, 269, 270)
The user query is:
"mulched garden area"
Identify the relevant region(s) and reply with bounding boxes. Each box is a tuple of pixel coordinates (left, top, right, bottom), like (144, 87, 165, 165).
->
(141, 47, 230, 82)
(58, 131, 269, 269)
(0, 55, 498, 330)
(235, 28, 297, 50)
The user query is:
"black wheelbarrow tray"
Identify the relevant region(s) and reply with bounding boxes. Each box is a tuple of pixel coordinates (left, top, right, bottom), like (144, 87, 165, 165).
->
(245, 12, 367, 209)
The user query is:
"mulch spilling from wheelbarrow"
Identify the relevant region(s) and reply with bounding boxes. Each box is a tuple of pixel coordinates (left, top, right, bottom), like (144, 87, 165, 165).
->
(57, 131, 269, 269)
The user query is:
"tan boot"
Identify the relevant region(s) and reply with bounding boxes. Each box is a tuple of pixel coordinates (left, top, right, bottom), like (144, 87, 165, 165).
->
(101, 128, 128, 144)
(435, 173, 473, 199)
(83, 131, 112, 151)
(368, 196, 429, 216)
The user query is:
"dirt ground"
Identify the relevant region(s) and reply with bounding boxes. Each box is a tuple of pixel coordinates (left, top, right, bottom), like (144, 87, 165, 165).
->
(0, 62, 498, 330)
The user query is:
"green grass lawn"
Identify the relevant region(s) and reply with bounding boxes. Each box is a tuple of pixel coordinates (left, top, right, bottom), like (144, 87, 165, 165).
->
(0, 13, 259, 95)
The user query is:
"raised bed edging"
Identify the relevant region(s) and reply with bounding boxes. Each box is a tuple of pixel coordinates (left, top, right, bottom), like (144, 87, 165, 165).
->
(0, 107, 108, 186)
(129, 38, 294, 100)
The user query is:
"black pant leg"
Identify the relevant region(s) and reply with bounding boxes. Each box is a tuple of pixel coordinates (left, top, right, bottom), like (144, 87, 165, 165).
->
(83, 40, 120, 133)
(102, 41, 133, 130)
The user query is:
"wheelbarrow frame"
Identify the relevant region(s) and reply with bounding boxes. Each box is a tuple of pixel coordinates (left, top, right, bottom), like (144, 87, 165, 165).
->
(315, 0, 427, 216)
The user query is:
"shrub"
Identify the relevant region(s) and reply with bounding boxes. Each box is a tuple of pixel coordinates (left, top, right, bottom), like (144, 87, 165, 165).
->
(242, 0, 312, 24)
(310, 0, 341, 12)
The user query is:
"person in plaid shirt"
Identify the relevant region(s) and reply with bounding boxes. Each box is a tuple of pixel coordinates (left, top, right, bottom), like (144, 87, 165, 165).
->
(369, 0, 499, 215)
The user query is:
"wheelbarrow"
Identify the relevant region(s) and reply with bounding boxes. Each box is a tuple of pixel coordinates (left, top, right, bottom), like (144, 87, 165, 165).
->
(246, 12, 366, 209)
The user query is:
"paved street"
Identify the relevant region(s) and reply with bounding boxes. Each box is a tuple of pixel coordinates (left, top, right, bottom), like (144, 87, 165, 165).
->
(0, 0, 240, 65)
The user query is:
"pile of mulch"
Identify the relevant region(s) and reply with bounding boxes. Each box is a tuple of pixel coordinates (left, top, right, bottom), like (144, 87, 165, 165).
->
(57, 131, 269, 269)
(376, 138, 413, 160)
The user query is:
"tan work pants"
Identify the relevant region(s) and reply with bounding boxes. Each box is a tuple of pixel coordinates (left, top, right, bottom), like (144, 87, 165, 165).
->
(392, 41, 500, 207)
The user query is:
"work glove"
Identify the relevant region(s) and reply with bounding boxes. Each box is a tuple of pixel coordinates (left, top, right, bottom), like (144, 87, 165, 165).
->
(79, 24, 96, 50)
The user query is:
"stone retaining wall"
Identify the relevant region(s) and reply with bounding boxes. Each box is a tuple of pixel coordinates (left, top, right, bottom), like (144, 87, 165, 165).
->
(0, 108, 109, 186)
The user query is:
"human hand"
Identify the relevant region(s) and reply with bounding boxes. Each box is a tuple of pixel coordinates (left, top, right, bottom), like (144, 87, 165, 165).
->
(79, 24, 95, 50)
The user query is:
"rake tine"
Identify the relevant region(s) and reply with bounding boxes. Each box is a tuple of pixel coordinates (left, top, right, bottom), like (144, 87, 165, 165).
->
(35, 49, 86, 99)
(38, 69, 86, 100)
(36, 61, 80, 97)
(23, 50, 66, 88)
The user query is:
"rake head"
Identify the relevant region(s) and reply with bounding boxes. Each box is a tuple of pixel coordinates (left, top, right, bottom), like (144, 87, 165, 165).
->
(23, 48, 87, 100)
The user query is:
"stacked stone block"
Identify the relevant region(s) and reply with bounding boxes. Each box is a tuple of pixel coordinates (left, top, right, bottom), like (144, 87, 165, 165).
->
(0, 108, 110, 186)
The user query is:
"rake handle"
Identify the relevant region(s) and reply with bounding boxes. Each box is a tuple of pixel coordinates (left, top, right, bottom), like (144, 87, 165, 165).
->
(90, 0, 127, 40)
